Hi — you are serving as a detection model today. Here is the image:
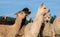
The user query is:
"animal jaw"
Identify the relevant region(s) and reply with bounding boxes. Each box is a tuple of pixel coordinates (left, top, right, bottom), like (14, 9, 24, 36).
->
(40, 14, 55, 37)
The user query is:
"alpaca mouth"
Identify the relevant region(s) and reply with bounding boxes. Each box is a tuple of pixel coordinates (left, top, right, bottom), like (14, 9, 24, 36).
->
(46, 20, 49, 23)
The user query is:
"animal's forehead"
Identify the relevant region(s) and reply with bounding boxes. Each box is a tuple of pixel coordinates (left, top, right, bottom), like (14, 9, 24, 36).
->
(44, 15, 50, 17)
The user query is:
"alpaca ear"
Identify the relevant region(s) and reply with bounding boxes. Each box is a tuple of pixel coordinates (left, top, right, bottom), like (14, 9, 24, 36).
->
(40, 3, 43, 8)
(41, 3, 44, 6)
(40, 3, 45, 8)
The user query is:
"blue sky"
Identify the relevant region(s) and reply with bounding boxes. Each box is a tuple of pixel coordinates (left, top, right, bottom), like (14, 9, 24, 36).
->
(0, 0, 60, 19)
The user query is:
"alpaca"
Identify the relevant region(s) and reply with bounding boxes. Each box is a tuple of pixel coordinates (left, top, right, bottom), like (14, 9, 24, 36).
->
(38, 14, 51, 37)
(53, 17, 60, 36)
(23, 3, 50, 37)
(38, 14, 55, 37)
(0, 8, 30, 37)
(16, 8, 31, 37)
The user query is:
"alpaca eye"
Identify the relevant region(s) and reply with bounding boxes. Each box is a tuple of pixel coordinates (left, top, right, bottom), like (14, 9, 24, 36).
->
(21, 12, 23, 14)
(44, 7, 46, 9)
(48, 17, 50, 18)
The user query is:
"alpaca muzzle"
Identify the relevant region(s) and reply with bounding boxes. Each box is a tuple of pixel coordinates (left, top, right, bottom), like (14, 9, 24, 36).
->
(22, 7, 31, 15)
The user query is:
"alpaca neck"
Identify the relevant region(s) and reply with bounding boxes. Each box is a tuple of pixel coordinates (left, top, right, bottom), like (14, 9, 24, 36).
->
(44, 22, 50, 28)
(30, 12, 44, 37)
(34, 10, 43, 21)
(12, 16, 23, 34)
(14, 16, 22, 26)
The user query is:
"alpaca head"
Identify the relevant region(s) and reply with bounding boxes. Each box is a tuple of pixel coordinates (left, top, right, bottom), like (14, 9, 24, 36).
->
(44, 14, 51, 23)
(15, 8, 31, 19)
(22, 7, 31, 16)
(15, 11, 26, 19)
(38, 3, 50, 15)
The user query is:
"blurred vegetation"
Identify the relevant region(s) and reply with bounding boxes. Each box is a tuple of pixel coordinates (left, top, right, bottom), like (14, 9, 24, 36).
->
(50, 15, 56, 24)
(0, 16, 15, 25)
(0, 16, 33, 25)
